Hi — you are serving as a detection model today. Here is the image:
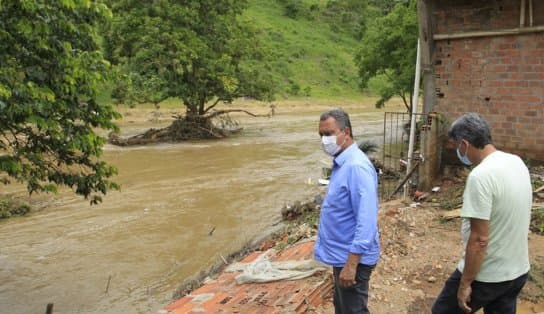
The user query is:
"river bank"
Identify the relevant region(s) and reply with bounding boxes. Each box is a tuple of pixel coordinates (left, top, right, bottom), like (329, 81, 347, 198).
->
(163, 167, 544, 313)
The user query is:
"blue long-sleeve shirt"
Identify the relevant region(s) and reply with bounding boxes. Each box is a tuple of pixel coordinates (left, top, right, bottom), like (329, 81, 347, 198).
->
(314, 143, 380, 267)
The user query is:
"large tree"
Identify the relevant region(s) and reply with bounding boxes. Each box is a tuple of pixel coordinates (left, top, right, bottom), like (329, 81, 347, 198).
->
(0, 1, 120, 204)
(354, 0, 418, 112)
(103, 0, 275, 136)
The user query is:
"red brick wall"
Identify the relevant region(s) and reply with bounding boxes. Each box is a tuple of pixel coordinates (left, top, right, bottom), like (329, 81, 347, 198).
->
(432, 0, 544, 161)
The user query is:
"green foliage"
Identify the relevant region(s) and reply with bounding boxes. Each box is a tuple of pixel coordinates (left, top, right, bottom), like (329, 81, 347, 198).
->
(103, 0, 276, 116)
(322, 0, 377, 40)
(368, 0, 409, 15)
(355, 0, 418, 111)
(531, 207, 544, 235)
(275, 0, 376, 40)
(0, 198, 30, 219)
(0, 1, 120, 204)
(357, 140, 379, 154)
(438, 185, 464, 210)
(367, 71, 396, 108)
(245, 0, 362, 99)
(276, 0, 303, 18)
(527, 262, 544, 300)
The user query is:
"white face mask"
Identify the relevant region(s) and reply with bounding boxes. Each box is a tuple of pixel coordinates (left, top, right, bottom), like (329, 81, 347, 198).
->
(321, 135, 341, 156)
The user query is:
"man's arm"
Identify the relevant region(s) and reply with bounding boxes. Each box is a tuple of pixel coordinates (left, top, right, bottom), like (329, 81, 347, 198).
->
(340, 164, 378, 287)
(458, 218, 489, 313)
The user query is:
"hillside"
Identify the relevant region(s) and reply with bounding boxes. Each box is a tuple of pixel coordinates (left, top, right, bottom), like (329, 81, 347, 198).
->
(244, 0, 364, 100)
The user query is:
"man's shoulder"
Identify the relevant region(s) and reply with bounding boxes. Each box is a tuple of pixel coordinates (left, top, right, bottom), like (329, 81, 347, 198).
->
(469, 151, 527, 185)
(344, 152, 377, 178)
(345, 149, 371, 166)
(474, 151, 524, 174)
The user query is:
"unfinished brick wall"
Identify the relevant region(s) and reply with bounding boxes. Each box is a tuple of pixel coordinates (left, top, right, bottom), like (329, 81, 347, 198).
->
(431, 0, 544, 161)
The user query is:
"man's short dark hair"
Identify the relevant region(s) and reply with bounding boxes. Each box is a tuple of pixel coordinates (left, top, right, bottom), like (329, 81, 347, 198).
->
(448, 113, 492, 149)
(320, 108, 354, 138)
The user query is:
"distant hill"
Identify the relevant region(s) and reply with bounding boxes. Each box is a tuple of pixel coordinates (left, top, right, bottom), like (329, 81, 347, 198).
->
(245, 0, 365, 100)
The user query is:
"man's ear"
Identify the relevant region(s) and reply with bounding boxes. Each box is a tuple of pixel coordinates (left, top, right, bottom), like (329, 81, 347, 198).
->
(345, 127, 352, 138)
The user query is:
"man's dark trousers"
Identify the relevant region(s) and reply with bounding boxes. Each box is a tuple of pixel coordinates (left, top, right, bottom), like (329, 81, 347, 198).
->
(432, 269, 528, 314)
(333, 264, 374, 314)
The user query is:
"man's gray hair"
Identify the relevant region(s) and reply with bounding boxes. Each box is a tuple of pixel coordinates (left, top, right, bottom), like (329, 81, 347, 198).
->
(320, 108, 354, 138)
(448, 113, 492, 149)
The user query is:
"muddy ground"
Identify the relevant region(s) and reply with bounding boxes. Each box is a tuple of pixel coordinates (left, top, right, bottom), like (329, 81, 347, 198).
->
(305, 175, 544, 314)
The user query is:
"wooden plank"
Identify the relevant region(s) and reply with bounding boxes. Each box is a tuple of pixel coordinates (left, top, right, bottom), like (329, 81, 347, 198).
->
(434, 25, 544, 41)
(417, 0, 436, 115)
(441, 209, 461, 220)
(534, 185, 544, 194)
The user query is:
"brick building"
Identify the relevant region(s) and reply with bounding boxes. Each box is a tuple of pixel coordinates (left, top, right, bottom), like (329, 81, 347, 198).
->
(418, 0, 544, 162)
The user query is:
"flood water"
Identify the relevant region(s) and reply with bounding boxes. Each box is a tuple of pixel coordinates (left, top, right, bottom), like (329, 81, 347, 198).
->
(0, 106, 386, 313)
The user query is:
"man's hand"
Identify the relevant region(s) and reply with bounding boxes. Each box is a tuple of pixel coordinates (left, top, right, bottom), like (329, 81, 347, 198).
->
(339, 253, 361, 288)
(339, 263, 357, 288)
(457, 282, 472, 313)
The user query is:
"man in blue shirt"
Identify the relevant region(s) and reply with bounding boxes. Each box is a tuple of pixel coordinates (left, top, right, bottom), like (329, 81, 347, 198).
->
(315, 109, 380, 314)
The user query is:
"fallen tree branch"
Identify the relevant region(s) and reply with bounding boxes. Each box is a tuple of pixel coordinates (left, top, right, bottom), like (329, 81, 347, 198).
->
(388, 161, 421, 200)
(205, 109, 269, 119)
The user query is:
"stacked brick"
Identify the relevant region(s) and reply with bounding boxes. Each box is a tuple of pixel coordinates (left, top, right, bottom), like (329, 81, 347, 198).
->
(162, 241, 332, 314)
(431, 0, 544, 161)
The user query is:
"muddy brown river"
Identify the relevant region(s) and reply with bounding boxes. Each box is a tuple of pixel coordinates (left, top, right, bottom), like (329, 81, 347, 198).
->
(0, 105, 386, 313)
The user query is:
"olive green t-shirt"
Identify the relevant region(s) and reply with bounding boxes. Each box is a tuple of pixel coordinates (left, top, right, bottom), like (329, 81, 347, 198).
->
(457, 151, 532, 282)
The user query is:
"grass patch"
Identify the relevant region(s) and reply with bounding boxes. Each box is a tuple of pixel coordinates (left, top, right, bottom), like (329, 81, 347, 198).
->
(531, 207, 544, 235)
(437, 184, 464, 211)
(245, 0, 362, 99)
(524, 262, 544, 301)
(0, 198, 31, 219)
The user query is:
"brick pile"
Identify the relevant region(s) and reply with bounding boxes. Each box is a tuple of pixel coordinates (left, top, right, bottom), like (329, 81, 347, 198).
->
(161, 241, 332, 314)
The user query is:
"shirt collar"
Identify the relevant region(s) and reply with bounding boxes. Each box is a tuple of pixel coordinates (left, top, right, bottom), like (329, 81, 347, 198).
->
(333, 143, 358, 167)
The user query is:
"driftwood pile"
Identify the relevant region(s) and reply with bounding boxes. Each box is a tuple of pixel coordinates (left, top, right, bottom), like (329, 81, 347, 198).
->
(108, 117, 242, 146)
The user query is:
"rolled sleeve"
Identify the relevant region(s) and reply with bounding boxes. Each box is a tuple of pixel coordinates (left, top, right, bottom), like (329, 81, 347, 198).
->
(348, 163, 379, 255)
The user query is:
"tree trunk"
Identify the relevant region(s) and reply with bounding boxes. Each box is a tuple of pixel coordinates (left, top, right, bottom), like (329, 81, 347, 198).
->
(185, 101, 198, 118)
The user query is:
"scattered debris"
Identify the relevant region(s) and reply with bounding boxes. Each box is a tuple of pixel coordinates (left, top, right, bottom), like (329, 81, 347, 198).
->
(441, 209, 461, 220)
(208, 226, 216, 236)
(318, 179, 329, 186)
(281, 199, 320, 221)
(414, 191, 430, 202)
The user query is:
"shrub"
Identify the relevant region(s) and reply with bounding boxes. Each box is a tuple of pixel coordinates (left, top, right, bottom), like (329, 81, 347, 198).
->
(0, 199, 31, 219)
(531, 207, 544, 235)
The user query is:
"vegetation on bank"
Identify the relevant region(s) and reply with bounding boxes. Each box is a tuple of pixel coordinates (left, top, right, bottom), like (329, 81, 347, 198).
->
(0, 2, 120, 205)
(0, 198, 30, 219)
(1, 0, 418, 204)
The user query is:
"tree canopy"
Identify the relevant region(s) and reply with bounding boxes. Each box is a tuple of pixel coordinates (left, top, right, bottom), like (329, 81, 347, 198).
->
(0, 0, 120, 204)
(103, 0, 276, 117)
(354, 0, 418, 112)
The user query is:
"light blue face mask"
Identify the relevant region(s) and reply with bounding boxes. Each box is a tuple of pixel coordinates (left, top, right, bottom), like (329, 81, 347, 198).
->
(456, 142, 472, 166)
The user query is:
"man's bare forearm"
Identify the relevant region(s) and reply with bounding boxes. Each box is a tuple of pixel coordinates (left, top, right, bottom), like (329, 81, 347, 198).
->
(461, 218, 489, 285)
